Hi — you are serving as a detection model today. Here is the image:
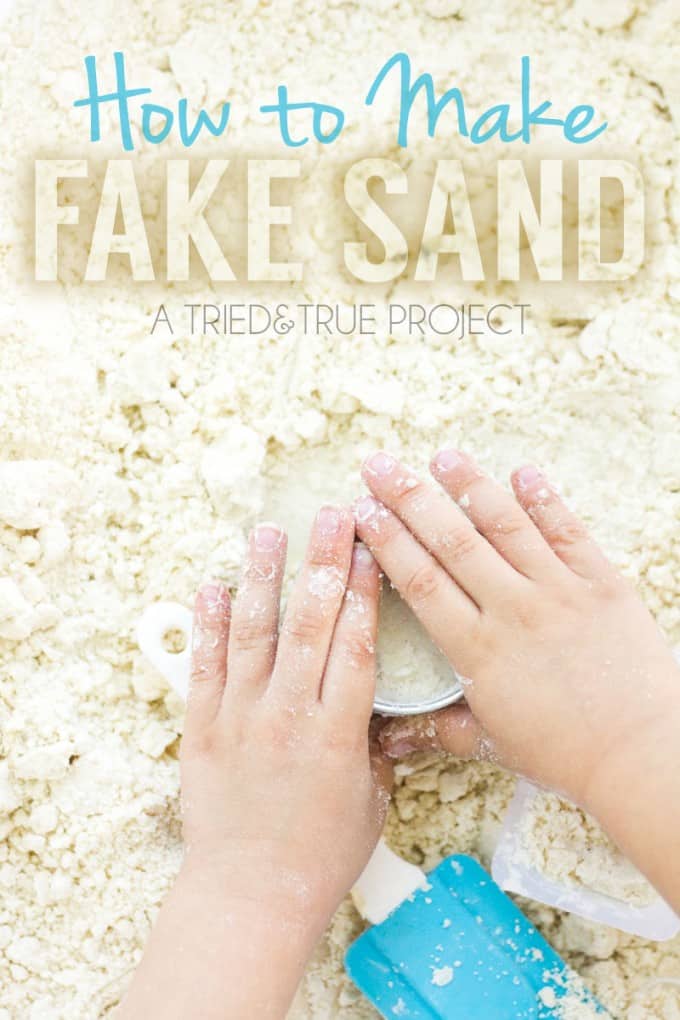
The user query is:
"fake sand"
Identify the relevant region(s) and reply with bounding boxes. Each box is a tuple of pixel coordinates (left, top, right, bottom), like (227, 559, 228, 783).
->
(518, 791, 658, 910)
(0, 0, 679, 1017)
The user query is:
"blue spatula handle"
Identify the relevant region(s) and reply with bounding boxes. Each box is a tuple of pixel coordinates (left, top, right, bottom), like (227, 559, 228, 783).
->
(346, 854, 607, 1019)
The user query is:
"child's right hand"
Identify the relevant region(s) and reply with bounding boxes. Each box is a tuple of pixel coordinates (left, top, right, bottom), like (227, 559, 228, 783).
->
(354, 449, 680, 905)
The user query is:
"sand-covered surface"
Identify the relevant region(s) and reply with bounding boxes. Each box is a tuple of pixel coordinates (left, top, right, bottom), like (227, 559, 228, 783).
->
(0, 0, 679, 1015)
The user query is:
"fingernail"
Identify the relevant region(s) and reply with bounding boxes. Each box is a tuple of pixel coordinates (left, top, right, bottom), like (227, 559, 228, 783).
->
(199, 581, 230, 615)
(201, 582, 223, 606)
(379, 716, 439, 758)
(353, 495, 379, 523)
(364, 452, 396, 478)
(352, 543, 374, 571)
(254, 522, 284, 551)
(515, 465, 542, 490)
(316, 505, 343, 537)
(431, 448, 466, 474)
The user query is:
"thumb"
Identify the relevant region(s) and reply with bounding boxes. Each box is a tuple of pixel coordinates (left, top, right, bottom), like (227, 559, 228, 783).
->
(369, 717, 394, 819)
(378, 703, 487, 761)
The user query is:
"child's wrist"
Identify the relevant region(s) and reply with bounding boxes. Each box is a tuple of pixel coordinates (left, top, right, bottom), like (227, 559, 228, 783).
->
(581, 695, 680, 834)
(580, 701, 680, 908)
(178, 848, 333, 942)
(124, 847, 331, 1019)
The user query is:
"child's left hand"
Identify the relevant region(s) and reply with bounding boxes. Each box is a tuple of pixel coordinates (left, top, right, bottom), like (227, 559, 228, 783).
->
(119, 507, 392, 1020)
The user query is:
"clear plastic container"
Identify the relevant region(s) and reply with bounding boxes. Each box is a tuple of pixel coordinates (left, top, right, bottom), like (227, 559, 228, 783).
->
(492, 780, 680, 941)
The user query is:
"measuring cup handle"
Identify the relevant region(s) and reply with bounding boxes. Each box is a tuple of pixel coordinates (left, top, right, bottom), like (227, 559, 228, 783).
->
(136, 602, 193, 700)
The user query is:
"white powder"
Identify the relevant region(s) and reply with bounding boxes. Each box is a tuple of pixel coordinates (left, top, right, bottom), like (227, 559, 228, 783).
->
(376, 585, 460, 705)
(307, 566, 346, 601)
(431, 964, 454, 986)
(539, 986, 558, 1008)
(0, 0, 679, 1018)
(538, 968, 610, 1020)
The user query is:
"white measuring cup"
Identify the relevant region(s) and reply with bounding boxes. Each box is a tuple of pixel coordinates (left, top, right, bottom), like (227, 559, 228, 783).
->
(136, 602, 193, 700)
(136, 600, 463, 714)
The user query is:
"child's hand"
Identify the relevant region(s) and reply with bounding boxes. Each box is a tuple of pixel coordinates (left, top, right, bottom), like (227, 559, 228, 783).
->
(354, 451, 680, 844)
(120, 508, 392, 1020)
(182, 507, 391, 926)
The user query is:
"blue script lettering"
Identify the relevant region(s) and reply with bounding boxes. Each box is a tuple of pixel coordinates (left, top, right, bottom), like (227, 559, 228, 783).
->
(74, 52, 231, 151)
(366, 54, 607, 146)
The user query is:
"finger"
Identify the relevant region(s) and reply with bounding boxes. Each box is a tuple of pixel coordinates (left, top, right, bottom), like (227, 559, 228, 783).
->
(370, 749, 395, 795)
(272, 505, 354, 704)
(369, 718, 394, 820)
(322, 543, 379, 726)
(362, 452, 520, 608)
(430, 448, 565, 582)
(225, 523, 287, 703)
(186, 582, 231, 736)
(378, 703, 487, 761)
(370, 748, 394, 821)
(353, 495, 480, 674)
(511, 465, 614, 580)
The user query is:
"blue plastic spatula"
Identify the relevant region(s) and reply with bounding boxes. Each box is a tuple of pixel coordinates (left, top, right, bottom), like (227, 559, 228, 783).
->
(347, 846, 607, 1018)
